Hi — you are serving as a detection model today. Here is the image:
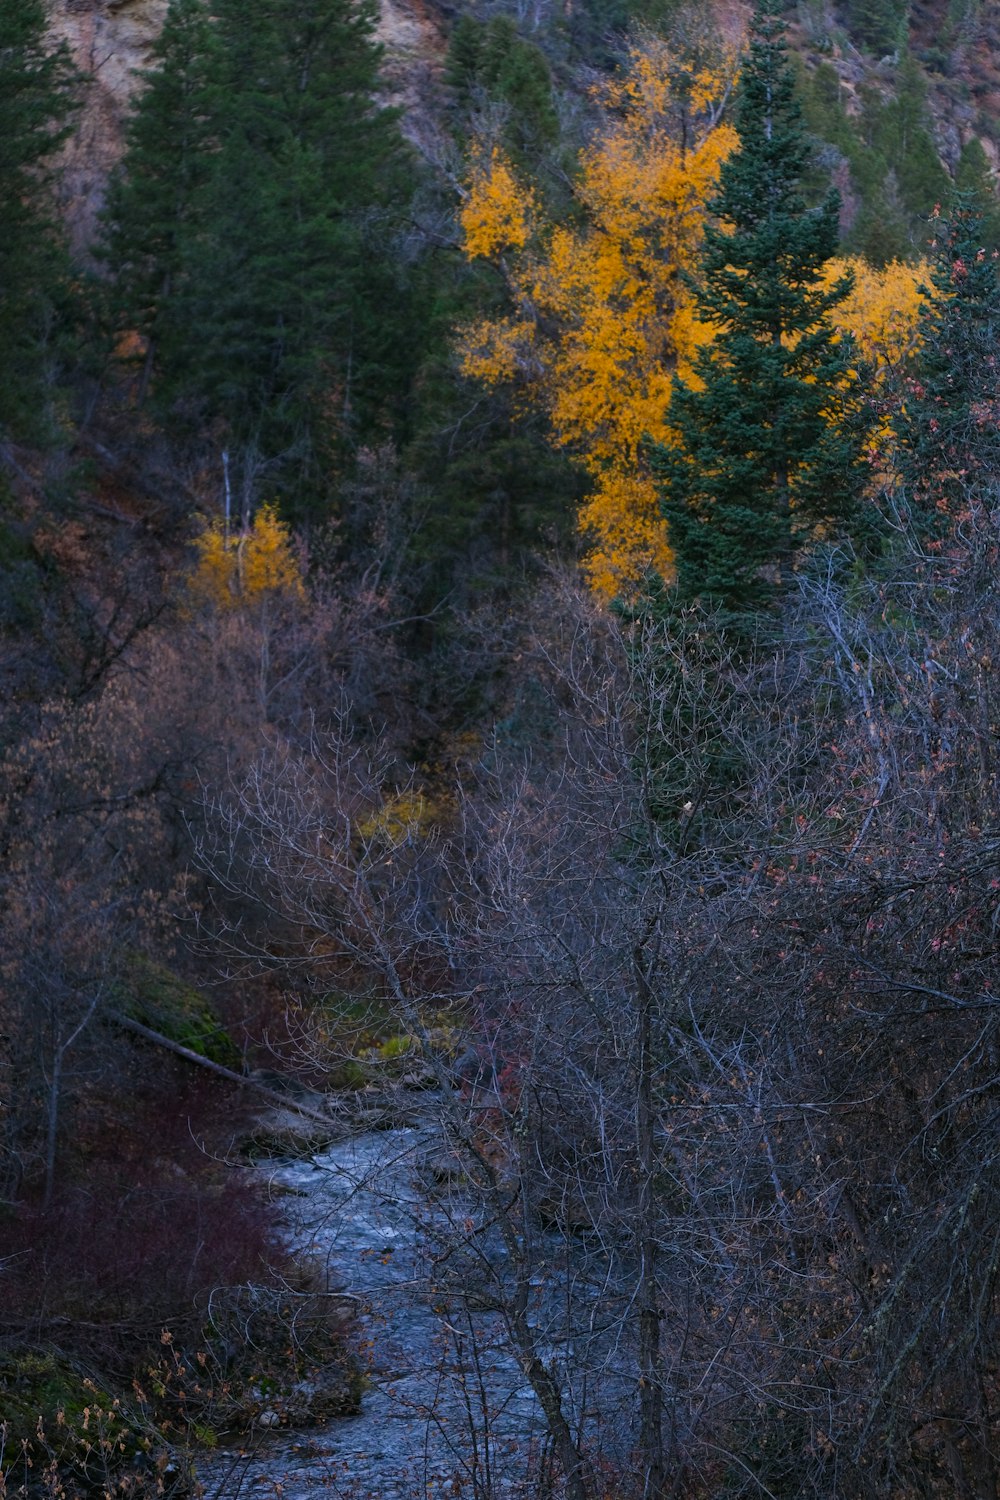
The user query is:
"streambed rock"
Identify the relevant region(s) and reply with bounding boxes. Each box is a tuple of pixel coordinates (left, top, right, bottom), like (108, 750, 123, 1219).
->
(241, 1106, 345, 1159)
(197, 1123, 549, 1500)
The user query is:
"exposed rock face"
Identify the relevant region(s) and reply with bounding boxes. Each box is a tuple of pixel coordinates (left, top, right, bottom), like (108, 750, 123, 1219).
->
(46, 0, 170, 255)
(46, 0, 445, 258)
(375, 0, 446, 139)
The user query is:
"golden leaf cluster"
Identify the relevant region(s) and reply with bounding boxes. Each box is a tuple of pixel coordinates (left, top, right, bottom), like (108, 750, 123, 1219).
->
(458, 28, 739, 597)
(187, 504, 305, 611)
(460, 149, 537, 260)
(825, 256, 929, 375)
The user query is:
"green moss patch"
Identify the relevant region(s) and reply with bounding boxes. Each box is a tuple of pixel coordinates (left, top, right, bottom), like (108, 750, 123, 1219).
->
(118, 956, 239, 1067)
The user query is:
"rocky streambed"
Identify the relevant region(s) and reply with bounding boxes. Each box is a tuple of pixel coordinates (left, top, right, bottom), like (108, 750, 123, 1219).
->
(197, 1106, 549, 1500)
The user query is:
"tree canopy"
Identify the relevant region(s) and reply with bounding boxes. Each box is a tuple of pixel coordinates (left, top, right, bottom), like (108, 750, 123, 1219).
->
(652, 0, 871, 618)
(0, 0, 77, 444)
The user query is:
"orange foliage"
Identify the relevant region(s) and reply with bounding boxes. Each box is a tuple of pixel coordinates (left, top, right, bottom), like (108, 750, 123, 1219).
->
(458, 22, 741, 597)
(187, 504, 305, 610)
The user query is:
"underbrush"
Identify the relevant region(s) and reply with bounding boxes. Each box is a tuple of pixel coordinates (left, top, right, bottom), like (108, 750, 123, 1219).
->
(0, 1075, 359, 1498)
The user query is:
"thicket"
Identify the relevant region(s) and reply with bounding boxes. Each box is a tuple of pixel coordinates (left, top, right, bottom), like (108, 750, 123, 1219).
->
(3, 0, 1000, 1494)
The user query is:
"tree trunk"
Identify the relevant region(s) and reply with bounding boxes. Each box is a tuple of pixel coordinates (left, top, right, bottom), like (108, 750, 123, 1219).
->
(635, 947, 665, 1499)
(109, 1012, 338, 1126)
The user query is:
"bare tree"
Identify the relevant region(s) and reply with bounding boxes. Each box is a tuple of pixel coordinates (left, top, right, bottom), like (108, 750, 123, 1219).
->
(194, 517, 1000, 1497)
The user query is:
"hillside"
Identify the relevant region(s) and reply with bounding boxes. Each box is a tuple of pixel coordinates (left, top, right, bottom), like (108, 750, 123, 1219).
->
(44, 0, 1000, 259)
(5, 1, 1000, 1497)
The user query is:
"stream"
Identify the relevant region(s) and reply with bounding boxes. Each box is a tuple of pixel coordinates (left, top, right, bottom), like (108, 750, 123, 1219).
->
(197, 1110, 551, 1500)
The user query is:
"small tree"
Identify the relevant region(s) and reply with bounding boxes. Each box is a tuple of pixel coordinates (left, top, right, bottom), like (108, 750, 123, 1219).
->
(652, 0, 870, 619)
(894, 198, 1000, 534)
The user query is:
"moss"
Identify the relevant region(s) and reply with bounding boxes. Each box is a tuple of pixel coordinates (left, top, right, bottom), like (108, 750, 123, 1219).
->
(119, 956, 239, 1067)
(315, 996, 462, 1089)
(323, 993, 399, 1047)
(0, 1351, 184, 1499)
(326, 1058, 369, 1090)
(375, 1032, 413, 1062)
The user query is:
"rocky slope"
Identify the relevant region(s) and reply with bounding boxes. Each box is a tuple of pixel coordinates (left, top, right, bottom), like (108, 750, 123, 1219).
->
(794, 0, 1000, 168)
(45, 0, 445, 254)
(47, 0, 169, 251)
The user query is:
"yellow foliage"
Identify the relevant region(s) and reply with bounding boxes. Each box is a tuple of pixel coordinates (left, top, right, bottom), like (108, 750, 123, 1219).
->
(460, 150, 536, 260)
(826, 256, 929, 375)
(458, 21, 741, 597)
(579, 470, 674, 598)
(822, 257, 931, 473)
(355, 791, 439, 848)
(187, 504, 305, 610)
(457, 316, 539, 386)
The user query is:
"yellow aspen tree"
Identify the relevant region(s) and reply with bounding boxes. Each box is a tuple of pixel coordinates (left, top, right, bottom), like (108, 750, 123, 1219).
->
(187, 504, 305, 611)
(825, 255, 929, 375)
(459, 18, 741, 598)
(824, 255, 930, 477)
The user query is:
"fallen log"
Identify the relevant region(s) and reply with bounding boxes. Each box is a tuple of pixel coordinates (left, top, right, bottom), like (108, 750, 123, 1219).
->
(109, 1011, 338, 1127)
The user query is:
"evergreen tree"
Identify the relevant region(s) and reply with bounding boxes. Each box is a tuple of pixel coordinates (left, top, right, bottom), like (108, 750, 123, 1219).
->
(445, 16, 558, 164)
(190, 0, 413, 507)
(105, 0, 413, 512)
(955, 138, 1000, 251)
(652, 0, 868, 618)
(797, 50, 954, 261)
(844, 0, 909, 55)
(102, 0, 217, 404)
(445, 16, 484, 112)
(894, 199, 1000, 531)
(0, 0, 77, 444)
(797, 61, 911, 263)
(892, 54, 952, 221)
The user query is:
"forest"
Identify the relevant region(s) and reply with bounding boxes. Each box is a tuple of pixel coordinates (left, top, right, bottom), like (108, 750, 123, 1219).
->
(3, 0, 1000, 1495)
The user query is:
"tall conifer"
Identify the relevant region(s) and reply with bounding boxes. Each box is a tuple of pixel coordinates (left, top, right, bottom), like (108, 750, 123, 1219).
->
(180, 0, 410, 504)
(102, 0, 217, 405)
(955, 140, 1000, 252)
(0, 0, 77, 443)
(104, 0, 411, 511)
(652, 0, 868, 617)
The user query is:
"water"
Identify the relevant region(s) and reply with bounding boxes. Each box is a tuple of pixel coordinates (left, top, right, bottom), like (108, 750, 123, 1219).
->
(197, 1115, 548, 1500)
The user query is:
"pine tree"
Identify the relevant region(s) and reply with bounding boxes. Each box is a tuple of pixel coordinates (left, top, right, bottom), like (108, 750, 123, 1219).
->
(844, 0, 909, 55)
(106, 0, 412, 512)
(894, 199, 1000, 531)
(182, 0, 409, 499)
(102, 0, 217, 404)
(446, 16, 558, 163)
(0, 0, 77, 444)
(889, 53, 952, 224)
(955, 138, 1000, 251)
(445, 16, 484, 111)
(652, 0, 869, 618)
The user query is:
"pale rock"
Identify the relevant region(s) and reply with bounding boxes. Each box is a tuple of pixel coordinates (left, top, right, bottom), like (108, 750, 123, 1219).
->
(45, 0, 445, 258)
(46, 0, 170, 255)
